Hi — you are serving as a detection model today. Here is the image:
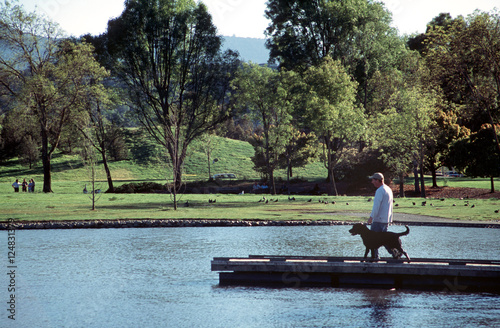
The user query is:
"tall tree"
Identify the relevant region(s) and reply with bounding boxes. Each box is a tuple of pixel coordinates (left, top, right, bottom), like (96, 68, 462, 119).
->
(302, 57, 365, 195)
(0, 2, 109, 192)
(76, 86, 119, 193)
(425, 10, 500, 153)
(105, 0, 239, 209)
(265, 0, 406, 108)
(232, 63, 299, 194)
(369, 79, 438, 197)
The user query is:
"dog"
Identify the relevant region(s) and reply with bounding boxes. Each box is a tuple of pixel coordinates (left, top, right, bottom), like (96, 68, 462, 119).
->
(349, 223, 410, 261)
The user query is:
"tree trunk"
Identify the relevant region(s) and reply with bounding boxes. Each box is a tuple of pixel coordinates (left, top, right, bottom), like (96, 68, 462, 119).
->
(430, 162, 438, 188)
(270, 169, 276, 195)
(399, 173, 405, 198)
(207, 154, 211, 180)
(330, 170, 338, 196)
(286, 157, 292, 195)
(102, 151, 114, 193)
(419, 163, 426, 198)
(41, 130, 52, 193)
(91, 164, 96, 211)
(491, 176, 495, 193)
(413, 161, 420, 194)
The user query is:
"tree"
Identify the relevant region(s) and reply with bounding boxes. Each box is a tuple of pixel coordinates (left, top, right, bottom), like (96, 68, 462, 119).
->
(76, 86, 119, 193)
(369, 81, 438, 197)
(302, 57, 365, 195)
(198, 132, 219, 180)
(448, 125, 500, 193)
(232, 63, 299, 194)
(105, 0, 240, 209)
(265, 0, 406, 108)
(0, 106, 40, 165)
(425, 10, 500, 153)
(278, 129, 318, 186)
(0, 2, 109, 192)
(80, 127, 104, 210)
(424, 102, 470, 188)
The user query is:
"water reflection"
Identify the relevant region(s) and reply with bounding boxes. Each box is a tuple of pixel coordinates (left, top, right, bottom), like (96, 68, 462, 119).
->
(362, 289, 396, 328)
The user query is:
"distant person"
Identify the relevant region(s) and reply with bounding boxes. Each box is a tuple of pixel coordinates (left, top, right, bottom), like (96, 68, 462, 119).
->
(367, 172, 394, 258)
(12, 179, 20, 192)
(22, 178, 28, 192)
(28, 179, 35, 192)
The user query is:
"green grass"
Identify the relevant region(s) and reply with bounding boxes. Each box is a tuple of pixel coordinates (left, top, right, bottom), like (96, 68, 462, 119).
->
(401, 176, 499, 190)
(1, 191, 499, 222)
(0, 136, 499, 223)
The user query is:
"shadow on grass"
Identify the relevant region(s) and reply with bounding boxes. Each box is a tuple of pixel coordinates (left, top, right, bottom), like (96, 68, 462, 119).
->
(0, 156, 84, 179)
(96, 200, 267, 211)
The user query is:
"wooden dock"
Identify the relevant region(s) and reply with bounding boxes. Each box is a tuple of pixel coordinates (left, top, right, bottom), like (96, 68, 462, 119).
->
(212, 255, 500, 292)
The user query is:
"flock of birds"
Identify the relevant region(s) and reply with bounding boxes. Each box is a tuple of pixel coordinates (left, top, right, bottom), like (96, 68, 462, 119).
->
(255, 196, 351, 205)
(208, 196, 500, 214)
(177, 195, 500, 215)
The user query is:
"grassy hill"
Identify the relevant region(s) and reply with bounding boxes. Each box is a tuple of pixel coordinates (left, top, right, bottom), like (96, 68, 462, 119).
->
(0, 133, 498, 195)
(0, 135, 326, 194)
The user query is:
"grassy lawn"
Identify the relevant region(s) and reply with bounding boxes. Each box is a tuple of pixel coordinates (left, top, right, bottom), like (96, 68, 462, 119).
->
(1, 142, 499, 223)
(1, 185, 499, 222)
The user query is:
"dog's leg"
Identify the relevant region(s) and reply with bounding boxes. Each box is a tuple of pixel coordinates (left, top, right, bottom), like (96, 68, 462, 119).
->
(394, 247, 410, 262)
(370, 249, 379, 261)
(391, 248, 401, 259)
(363, 248, 370, 262)
(402, 250, 410, 262)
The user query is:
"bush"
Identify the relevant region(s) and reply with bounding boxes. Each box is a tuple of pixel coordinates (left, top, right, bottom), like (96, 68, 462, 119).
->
(112, 182, 167, 193)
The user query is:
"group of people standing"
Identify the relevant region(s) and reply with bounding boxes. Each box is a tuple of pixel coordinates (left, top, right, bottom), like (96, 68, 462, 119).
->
(12, 178, 35, 192)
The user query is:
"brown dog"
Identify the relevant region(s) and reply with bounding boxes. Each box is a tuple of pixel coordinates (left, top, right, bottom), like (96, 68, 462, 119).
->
(349, 223, 410, 261)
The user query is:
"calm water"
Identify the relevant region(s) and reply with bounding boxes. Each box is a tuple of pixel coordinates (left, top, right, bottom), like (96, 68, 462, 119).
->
(1, 226, 499, 327)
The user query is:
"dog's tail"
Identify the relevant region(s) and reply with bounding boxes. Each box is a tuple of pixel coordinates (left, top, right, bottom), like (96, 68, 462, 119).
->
(397, 225, 410, 236)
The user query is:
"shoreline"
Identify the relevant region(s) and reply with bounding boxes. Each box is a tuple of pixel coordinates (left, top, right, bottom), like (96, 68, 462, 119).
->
(1, 218, 499, 230)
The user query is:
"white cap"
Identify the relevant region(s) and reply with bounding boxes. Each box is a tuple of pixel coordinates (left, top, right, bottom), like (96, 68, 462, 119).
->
(369, 172, 384, 181)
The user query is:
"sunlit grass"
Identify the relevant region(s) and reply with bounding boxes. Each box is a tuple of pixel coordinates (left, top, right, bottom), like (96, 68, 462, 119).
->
(1, 136, 499, 223)
(1, 190, 499, 222)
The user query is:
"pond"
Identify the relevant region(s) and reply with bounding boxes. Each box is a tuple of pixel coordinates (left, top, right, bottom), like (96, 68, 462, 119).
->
(2, 225, 499, 327)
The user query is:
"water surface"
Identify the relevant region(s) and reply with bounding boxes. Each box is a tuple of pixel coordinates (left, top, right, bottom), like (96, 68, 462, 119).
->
(2, 226, 499, 327)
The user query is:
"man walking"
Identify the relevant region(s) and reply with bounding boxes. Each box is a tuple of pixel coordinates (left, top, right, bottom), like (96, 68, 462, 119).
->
(367, 172, 394, 258)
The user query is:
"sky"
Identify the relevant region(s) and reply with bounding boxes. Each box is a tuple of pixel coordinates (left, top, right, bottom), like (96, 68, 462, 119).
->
(18, 0, 499, 39)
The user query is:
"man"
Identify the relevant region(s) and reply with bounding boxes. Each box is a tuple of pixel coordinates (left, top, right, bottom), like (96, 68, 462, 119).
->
(367, 172, 394, 258)
(12, 179, 20, 192)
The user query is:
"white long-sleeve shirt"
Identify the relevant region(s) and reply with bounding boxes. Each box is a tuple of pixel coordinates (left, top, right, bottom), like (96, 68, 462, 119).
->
(370, 184, 393, 224)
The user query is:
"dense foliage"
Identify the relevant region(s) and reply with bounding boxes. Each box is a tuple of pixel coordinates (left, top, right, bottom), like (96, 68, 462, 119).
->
(1, 0, 499, 201)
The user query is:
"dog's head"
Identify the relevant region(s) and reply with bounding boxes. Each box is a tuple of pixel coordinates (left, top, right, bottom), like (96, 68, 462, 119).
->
(349, 223, 369, 236)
